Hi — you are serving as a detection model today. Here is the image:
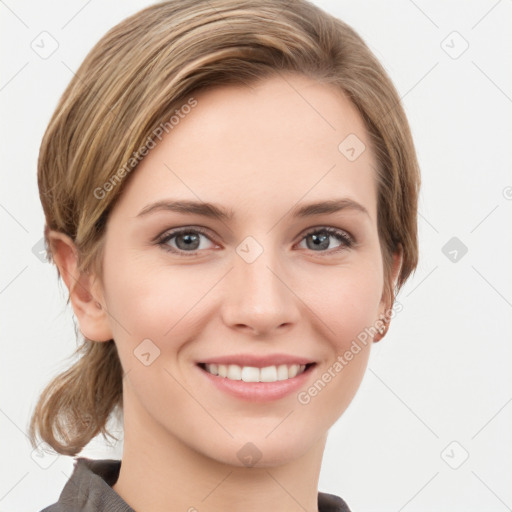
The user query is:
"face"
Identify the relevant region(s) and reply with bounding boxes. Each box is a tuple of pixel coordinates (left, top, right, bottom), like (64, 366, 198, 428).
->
(97, 73, 391, 467)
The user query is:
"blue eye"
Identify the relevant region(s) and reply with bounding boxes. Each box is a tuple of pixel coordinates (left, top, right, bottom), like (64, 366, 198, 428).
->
(156, 226, 354, 256)
(298, 227, 353, 253)
(157, 227, 216, 254)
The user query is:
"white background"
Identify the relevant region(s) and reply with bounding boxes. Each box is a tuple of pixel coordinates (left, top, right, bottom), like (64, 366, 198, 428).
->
(1, 1, 511, 510)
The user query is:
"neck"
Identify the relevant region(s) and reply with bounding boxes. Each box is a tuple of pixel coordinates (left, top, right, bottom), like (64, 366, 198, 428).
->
(112, 392, 327, 512)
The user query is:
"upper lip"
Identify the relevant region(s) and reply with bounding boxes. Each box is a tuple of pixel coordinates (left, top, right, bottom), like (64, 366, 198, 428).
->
(198, 353, 316, 368)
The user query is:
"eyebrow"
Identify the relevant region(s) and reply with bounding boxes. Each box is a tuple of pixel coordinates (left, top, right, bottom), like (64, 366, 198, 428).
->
(136, 197, 369, 220)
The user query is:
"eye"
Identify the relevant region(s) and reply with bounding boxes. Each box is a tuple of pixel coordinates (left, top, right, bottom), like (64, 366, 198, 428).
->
(156, 225, 354, 256)
(156, 227, 217, 254)
(297, 227, 354, 253)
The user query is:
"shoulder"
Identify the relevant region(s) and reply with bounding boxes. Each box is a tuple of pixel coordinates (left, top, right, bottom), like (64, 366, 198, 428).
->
(318, 491, 352, 512)
(37, 457, 132, 512)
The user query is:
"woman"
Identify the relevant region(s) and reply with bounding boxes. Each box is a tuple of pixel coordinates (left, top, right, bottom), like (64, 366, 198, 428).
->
(30, 0, 420, 510)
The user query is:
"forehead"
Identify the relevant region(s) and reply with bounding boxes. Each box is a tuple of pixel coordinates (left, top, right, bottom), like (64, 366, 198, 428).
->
(111, 73, 378, 224)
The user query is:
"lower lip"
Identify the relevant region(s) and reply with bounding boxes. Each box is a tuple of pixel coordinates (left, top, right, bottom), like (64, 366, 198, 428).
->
(197, 364, 316, 402)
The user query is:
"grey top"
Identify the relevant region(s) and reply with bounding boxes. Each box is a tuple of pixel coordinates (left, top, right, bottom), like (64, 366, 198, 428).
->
(40, 457, 352, 512)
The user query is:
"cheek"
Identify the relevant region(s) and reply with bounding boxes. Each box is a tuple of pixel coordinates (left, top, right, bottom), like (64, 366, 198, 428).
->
(101, 249, 217, 369)
(104, 245, 384, 346)
(102, 222, 384, 349)
(297, 259, 384, 346)
(294, 268, 381, 422)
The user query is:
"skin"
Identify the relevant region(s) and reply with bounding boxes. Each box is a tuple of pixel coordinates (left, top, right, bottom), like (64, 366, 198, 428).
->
(50, 73, 401, 512)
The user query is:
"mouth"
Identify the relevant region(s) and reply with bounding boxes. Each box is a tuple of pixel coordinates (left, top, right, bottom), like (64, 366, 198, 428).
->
(197, 362, 316, 383)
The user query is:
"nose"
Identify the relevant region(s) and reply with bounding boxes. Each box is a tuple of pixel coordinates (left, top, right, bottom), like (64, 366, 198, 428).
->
(220, 244, 300, 336)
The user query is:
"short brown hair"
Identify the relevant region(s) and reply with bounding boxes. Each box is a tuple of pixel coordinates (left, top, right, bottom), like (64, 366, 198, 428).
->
(30, 0, 420, 456)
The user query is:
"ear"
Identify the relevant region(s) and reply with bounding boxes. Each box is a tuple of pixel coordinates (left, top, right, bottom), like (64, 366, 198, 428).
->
(48, 229, 113, 342)
(374, 244, 403, 342)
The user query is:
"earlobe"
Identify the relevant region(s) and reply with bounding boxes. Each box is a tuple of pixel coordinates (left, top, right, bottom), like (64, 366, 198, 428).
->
(47, 229, 113, 342)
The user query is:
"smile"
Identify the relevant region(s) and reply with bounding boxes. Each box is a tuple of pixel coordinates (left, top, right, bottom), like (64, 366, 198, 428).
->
(196, 359, 316, 402)
(200, 363, 311, 382)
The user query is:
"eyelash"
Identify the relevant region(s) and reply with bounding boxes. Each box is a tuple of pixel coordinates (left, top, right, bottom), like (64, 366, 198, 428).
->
(155, 226, 354, 256)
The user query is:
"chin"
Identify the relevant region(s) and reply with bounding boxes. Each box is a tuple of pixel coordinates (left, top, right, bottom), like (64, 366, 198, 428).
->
(201, 431, 318, 469)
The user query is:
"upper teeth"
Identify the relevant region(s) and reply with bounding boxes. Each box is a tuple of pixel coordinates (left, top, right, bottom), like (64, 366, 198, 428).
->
(204, 363, 307, 382)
